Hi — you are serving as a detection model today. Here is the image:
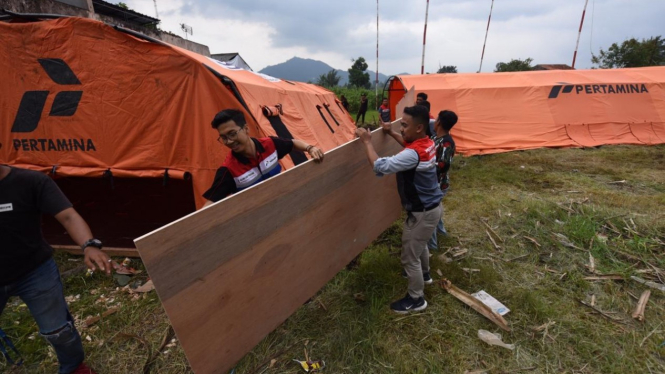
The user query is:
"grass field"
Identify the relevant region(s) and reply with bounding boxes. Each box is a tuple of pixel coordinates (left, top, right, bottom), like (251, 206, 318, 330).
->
(1, 144, 664, 374)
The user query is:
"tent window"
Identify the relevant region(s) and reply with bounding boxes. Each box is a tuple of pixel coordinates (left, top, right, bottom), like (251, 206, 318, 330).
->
(262, 106, 308, 165)
(316, 105, 335, 134)
(323, 104, 340, 127)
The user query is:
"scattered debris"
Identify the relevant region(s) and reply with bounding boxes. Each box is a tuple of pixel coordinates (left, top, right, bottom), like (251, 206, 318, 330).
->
(480, 219, 504, 243)
(639, 323, 662, 348)
(578, 300, 627, 325)
(477, 329, 515, 350)
(471, 290, 510, 316)
(65, 294, 81, 303)
(630, 276, 665, 292)
(507, 254, 529, 262)
(293, 359, 325, 373)
(440, 279, 510, 332)
(451, 248, 469, 258)
(587, 253, 596, 274)
(84, 308, 118, 327)
(463, 268, 481, 275)
(607, 180, 626, 184)
(131, 280, 155, 293)
(553, 233, 583, 250)
(583, 275, 623, 281)
(590, 295, 596, 307)
(436, 269, 443, 277)
(632, 290, 651, 322)
(486, 231, 501, 250)
(532, 320, 556, 333)
(523, 236, 541, 247)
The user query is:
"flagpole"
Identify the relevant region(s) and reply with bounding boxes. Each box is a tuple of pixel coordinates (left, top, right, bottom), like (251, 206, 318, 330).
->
(572, 0, 589, 68)
(478, 0, 494, 73)
(376, 0, 379, 107)
(421, 0, 429, 74)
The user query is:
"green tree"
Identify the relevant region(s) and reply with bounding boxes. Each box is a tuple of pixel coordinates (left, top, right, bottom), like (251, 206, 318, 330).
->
(316, 69, 341, 87)
(494, 58, 534, 72)
(592, 36, 665, 68)
(117, 2, 129, 9)
(437, 65, 458, 73)
(348, 57, 371, 89)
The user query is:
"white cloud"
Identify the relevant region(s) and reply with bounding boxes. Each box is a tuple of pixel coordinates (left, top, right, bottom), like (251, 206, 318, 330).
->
(124, 0, 665, 75)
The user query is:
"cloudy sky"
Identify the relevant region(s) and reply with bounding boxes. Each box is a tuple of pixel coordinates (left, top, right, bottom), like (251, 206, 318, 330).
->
(121, 0, 663, 75)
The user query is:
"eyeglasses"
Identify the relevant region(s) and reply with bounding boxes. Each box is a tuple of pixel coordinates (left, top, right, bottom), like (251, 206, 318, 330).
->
(217, 129, 242, 144)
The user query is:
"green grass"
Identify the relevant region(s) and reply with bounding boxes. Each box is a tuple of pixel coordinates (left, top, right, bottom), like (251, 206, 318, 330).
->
(2, 145, 664, 373)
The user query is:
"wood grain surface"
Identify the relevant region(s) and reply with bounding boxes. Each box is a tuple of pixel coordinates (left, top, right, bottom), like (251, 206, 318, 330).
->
(134, 125, 405, 373)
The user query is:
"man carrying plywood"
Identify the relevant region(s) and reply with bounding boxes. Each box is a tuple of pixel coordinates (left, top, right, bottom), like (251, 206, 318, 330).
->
(355, 105, 443, 313)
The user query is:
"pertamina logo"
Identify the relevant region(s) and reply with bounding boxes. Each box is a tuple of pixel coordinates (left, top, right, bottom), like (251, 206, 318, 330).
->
(12, 59, 96, 152)
(548, 81, 649, 99)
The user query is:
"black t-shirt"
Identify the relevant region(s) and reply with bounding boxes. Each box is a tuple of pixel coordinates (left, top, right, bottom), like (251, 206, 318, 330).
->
(0, 167, 72, 285)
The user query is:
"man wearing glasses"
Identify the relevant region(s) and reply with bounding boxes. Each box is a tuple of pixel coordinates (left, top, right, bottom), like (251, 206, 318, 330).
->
(202, 109, 324, 207)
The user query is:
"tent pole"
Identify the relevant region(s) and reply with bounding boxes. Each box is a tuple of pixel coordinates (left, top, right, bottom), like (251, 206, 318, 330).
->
(572, 0, 589, 69)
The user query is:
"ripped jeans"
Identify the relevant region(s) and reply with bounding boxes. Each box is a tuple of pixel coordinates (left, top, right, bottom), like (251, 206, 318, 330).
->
(0, 258, 84, 373)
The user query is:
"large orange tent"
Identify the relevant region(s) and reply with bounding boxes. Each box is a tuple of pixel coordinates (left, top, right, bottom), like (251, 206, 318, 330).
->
(388, 68, 665, 155)
(0, 16, 355, 247)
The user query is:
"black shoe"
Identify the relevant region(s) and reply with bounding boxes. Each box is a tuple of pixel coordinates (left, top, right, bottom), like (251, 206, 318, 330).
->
(423, 272, 433, 285)
(402, 269, 434, 285)
(390, 294, 427, 314)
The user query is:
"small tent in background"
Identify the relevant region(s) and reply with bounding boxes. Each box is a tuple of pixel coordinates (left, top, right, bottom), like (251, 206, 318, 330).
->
(388, 68, 665, 155)
(0, 16, 355, 249)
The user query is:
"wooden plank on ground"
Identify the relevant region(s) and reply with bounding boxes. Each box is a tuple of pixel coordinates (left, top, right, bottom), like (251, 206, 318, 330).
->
(134, 125, 404, 374)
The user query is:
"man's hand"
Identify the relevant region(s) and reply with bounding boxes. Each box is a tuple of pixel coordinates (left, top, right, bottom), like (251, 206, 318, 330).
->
(381, 121, 392, 134)
(355, 128, 372, 144)
(84, 247, 113, 275)
(307, 146, 325, 162)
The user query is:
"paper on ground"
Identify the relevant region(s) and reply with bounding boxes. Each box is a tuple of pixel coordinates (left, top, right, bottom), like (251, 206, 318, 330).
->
(472, 290, 510, 316)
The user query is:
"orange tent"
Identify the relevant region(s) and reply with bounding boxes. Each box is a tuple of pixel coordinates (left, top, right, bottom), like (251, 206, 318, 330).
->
(0, 16, 355, 247)
(388, 68, 665, 155)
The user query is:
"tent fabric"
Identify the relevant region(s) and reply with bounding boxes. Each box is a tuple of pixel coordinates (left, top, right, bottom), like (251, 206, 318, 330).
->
(388, 68, 665, 155)
(1, 17, 355, 209)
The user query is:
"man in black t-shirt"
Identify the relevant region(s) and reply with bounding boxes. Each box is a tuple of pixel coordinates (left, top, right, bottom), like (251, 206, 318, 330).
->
(0, 165, 111, 374)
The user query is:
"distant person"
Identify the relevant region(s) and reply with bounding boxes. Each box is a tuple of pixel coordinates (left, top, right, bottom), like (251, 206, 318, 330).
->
(416, 92, 428, 106)
(378, 98, 391, 123)
(202, 109, 324, 207)
(355, 93, 368, 126)
(421, 100, 435, 136)
(358, 105, 442, 314)
(340, 95, 350, 112)
(0, 164, 112, 374)
(427, 110, 458, 252)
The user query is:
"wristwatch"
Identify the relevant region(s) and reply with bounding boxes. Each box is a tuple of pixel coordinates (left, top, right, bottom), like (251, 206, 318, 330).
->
(81, 238, 103, 252)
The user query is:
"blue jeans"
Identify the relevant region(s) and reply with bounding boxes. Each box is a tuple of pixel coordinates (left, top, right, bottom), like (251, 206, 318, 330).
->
(0, 258, 84, 373)
(427, 189, 448, 251)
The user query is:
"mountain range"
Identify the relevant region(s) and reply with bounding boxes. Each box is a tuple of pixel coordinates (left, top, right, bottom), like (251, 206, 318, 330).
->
(259, 57, 392, 86)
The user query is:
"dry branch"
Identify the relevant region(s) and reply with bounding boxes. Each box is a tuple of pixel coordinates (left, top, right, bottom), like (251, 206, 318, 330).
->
(486, 230, 501, 250)
(578, 300, 627, 325)
(631, 276, 665, 292)
(631, 290, 651, 322)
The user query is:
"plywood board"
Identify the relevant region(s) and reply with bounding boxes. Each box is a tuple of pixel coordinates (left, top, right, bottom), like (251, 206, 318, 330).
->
(134, 125, 405, 374)
(396, 85, 416, 119)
